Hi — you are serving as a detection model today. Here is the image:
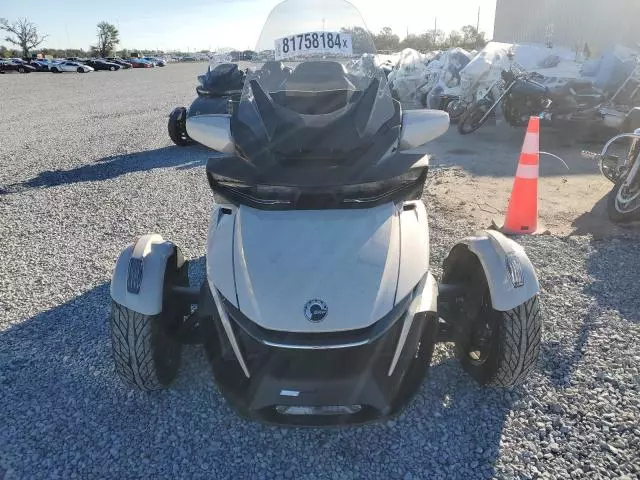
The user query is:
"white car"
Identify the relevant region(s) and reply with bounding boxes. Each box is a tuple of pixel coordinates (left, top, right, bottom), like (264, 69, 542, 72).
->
(50, 61, 94, 73)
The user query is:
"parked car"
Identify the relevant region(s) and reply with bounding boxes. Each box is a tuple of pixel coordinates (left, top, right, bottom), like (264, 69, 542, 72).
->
(128, 58, 154, 68)
(50, 61, 94, 73)
(0, 60, 35, 73)
(106, 57, 133, 69)
(83, 59, 121, 71)
(143, 56, 166, 66)
(28, 60, 50, 72)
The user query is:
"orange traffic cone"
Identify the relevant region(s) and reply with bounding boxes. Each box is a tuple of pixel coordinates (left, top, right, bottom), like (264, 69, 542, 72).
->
(501, 117, 540, 235)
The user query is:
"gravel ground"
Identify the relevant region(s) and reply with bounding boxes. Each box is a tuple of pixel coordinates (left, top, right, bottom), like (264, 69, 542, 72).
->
(1, 64, 639, 479)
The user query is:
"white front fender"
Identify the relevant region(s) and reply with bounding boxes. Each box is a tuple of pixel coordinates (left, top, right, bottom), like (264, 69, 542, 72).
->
(110, 234, 183, 316)
(445, 230, 540, 311)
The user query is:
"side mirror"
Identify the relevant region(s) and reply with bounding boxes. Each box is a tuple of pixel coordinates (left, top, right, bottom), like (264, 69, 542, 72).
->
(185, 114, 234, 153)
(399, 109, 449, 150)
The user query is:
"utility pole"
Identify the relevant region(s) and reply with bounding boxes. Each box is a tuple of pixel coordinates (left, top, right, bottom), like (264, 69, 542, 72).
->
(433, 17, 437, 46)
(475, 6, 481, 49)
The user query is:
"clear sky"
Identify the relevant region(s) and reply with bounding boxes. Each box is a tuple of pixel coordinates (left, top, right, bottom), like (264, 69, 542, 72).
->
(1, 0, 497, 52)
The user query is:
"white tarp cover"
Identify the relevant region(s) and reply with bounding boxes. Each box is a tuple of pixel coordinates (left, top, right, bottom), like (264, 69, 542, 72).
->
(387, 48, 438, 103)
(459, 41, 582, 99)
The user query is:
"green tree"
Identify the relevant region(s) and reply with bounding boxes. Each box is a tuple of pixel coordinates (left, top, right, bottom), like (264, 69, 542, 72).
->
(0, 17, 48, 57)
(446, 30, 463, 48)
(460, 25, 486, 50)
(340, 26, 375, 55)
(94, 21, 120, 58)
(373, 27, 400, 52)
(0, 45, 7, 58)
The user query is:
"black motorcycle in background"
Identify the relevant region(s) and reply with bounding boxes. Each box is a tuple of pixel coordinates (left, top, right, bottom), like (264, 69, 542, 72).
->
(458, 69, 609, 135)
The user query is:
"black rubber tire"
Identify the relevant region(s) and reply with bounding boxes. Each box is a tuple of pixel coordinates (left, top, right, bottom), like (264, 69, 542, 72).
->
(456, 295, 542, 387)
(51, 67, 59, 73)
(447, 100, 466, 124)
(18, 66, 25, 73)
(109, 251, 189, 391)
(110, 66, 116, 71)
(110, 302, 182, 390)
(445, 249, 542, 387)
(77, 67, 84, 73)
(458, 103, 491, 135)
(168, 107, 193, 146)
(607, 176, 640, 223)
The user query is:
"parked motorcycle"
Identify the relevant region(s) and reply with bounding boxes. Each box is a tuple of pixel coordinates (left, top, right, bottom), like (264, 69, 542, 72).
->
(457, 73, 507, 134)
(595, 127, 640, 222)
(458, 66, 635, 137)
(168, 62, 245, 147)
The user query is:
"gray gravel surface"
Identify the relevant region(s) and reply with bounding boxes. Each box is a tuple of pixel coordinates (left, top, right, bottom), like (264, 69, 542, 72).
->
(1, 64, 639, 480)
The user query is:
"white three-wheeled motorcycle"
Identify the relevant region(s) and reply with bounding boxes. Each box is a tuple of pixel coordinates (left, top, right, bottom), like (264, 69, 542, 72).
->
(109, 0, 542, 426)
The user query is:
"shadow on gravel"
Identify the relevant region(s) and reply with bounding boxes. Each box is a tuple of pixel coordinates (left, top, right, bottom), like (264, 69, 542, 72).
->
(1, 282, 512, 480)
(1, 145, 210, 195)
(585, 237, 640, 323)
(540, 235, 639, 387)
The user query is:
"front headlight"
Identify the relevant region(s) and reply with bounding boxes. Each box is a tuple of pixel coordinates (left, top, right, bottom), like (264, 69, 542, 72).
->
(208, 169, 426, 209)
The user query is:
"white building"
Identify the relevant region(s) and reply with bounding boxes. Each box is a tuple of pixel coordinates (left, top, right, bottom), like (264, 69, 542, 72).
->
(493, 0, 640, 54)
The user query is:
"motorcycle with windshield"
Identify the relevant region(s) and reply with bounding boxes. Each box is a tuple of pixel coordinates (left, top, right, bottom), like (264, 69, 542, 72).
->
(108, 0, 542, 426)
(167, 62, 246, 146)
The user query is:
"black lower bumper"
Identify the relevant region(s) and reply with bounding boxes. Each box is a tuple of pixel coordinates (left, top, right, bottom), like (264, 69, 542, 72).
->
(203, 289, 438, 426)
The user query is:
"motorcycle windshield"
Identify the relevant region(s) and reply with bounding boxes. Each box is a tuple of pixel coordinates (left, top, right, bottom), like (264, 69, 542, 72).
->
(230, 0, 399, 185)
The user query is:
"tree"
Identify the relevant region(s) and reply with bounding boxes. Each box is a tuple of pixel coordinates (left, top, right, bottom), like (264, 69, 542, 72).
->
(0, 17, 48, 58)
(340, 26, 375, 55)
(0, 45, 7, 58)
(446, 30, 463, 48)
(94, 21, 120, 58)
(373, 27, 400, 52)
(460, 25, 486, 50)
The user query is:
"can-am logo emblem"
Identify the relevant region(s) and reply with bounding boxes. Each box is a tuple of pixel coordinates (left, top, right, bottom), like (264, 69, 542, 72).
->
(304, 299, 328, 322)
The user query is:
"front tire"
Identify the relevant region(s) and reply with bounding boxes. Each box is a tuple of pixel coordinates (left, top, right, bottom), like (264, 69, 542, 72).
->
(110, 66, 116, 71)
(456, 295, 542, 387)
(77, 67, 84, 73)
(607, 175, 640, 223)
(458, 103, 491, 135)
(18, 67, 25, 73)
(109, 249, 189, 391)
(110, 303, 182, 390)
(447, 251, 542, 387)
(168, 107, 193, 146)
(447, 99, 467, 124)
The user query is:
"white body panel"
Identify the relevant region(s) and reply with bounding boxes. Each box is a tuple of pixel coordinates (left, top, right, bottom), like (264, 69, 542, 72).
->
(395, 201, 430, 301)
(206, 202, 430, 333)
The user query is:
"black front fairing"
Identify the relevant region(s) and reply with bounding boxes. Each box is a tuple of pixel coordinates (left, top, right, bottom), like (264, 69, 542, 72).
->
(208, 60, 404, 188)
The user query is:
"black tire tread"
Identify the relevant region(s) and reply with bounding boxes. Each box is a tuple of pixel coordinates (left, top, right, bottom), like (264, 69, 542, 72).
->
(168, 107, 193, 146)
(110, 301, 180, 391)
(489, 295, 542, 387)
(458, 105, 488, 135)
